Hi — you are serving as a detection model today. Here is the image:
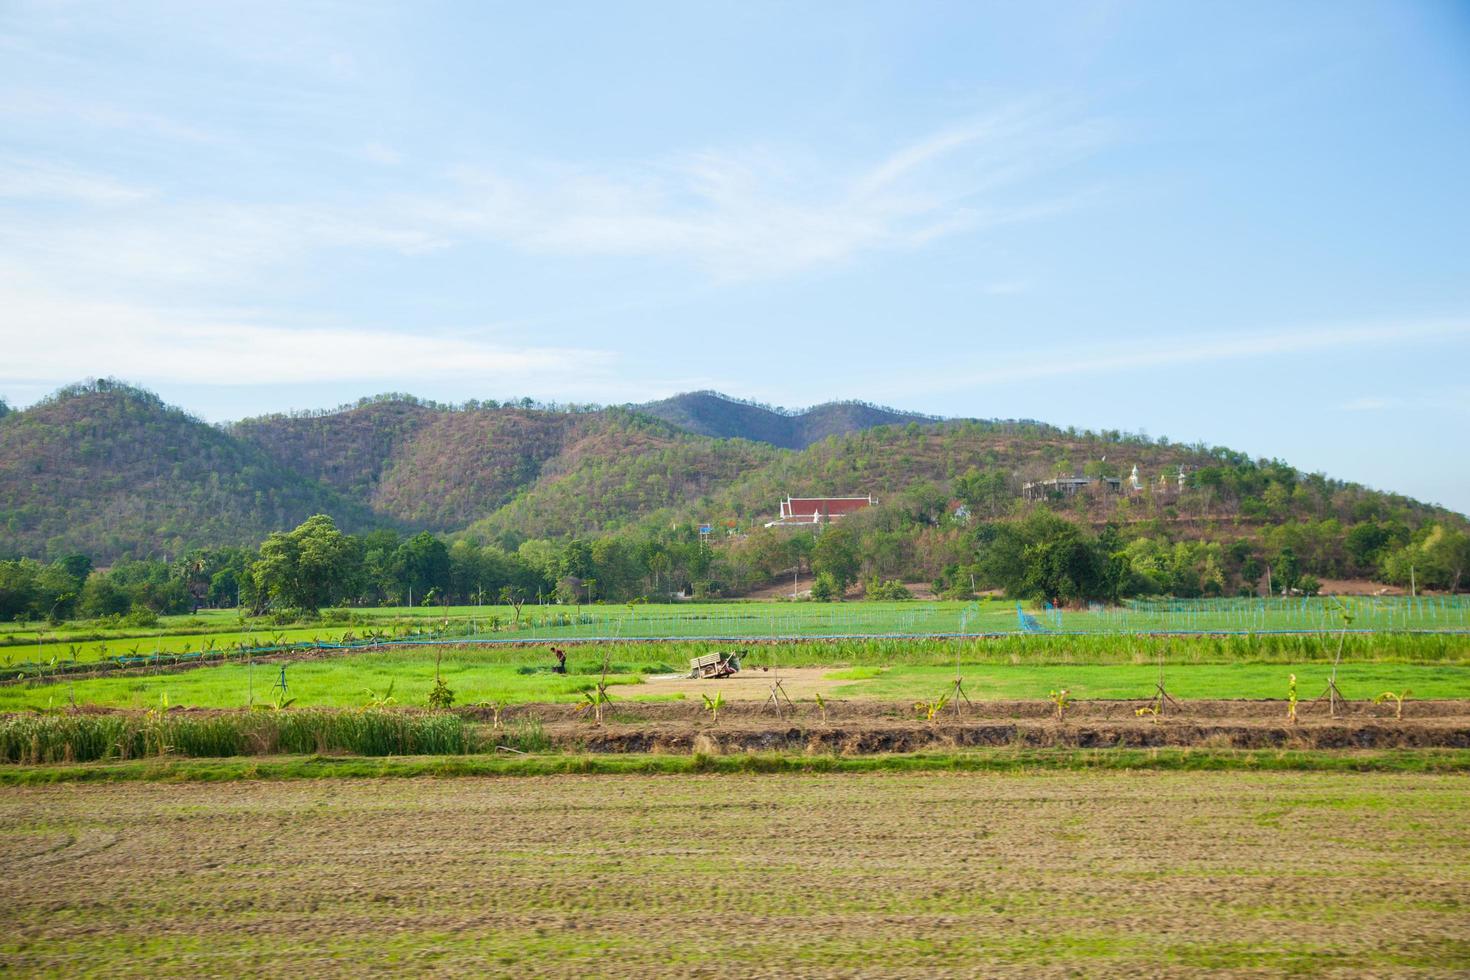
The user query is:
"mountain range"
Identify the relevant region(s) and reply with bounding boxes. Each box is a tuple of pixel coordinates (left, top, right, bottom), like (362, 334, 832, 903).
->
(0, 380, 1460, 562)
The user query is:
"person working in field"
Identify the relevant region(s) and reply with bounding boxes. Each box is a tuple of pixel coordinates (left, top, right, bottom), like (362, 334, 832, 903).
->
(551, 646, 567, 674)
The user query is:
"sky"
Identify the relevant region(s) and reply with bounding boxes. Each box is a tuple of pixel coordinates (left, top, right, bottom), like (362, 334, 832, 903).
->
(1, 1, 1468, 513)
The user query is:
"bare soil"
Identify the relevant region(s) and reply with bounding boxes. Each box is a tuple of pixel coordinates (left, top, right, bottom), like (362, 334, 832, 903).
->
(1315, 577, 1407, 596)
(469, 697, 1470, 753)
(641, 665, 848, 699)
(738, 577, 940, 600)
(2, 771, 1467, 976)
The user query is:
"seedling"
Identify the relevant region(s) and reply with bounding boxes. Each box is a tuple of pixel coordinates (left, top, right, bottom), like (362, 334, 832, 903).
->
(702, 691, 725, 725)
(362, 681, 397, 709)
(1373, 689, 1411, 721)
(574, 686, 614, 721)
(483, 699, 508, 730)
(428, 678, 455, 710)
(428, 648, 455, 710)
(1048, 689, 1071, 722)
(1287, 674, 1298, 725)
(813, 692, 828, 724)
(915, 693, 950, 722)
(1135, 700, 1161, 724)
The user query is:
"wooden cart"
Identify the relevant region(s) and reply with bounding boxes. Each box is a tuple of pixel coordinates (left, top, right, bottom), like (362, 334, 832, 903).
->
(689, 651, 741, 679)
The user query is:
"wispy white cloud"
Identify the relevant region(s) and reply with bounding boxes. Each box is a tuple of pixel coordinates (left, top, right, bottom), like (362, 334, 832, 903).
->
(926, 318, 1470, 390)
(0, 105, 1098, 294)
(0, 279, 616, 390)
(422, 103, 1105, 279)
(1337, 388, 1470, 414)
(0, 155, 153, 205)
(0, 87, 224, 145)
(0, 94, 1104, 391)
(0, 197, 447, 293)
(359, 141, 402, 166)
(979, 279, 1034, 296)
(1338, 395, 1398, 412)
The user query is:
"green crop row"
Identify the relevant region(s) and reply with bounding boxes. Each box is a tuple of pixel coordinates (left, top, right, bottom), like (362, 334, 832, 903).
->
(0, 709, 548, 765)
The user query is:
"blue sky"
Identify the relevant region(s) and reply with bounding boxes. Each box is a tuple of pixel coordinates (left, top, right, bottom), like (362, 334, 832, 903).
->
(1, 1, 1467, 513)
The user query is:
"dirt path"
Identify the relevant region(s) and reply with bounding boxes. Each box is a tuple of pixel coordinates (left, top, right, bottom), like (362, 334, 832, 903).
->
(641, 665, 856, 699)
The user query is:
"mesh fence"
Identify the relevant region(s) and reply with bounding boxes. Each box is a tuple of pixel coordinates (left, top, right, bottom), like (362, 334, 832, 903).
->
(446, 595, 1470, 644)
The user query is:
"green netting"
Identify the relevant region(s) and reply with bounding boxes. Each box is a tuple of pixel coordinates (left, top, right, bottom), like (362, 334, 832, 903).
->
(450, 595, 1470, 643)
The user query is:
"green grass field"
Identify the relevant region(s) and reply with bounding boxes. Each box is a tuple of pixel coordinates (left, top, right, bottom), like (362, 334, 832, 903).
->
(3, 645, 1466, 710)
(4, 748, 1470, 784)
(826, 662, 1470, 701)
(3, 595, 1468, 667)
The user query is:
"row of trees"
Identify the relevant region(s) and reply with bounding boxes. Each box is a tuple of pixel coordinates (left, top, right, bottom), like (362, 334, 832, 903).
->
(3, 503, 1466, 623)
(0, 516, 734, 621)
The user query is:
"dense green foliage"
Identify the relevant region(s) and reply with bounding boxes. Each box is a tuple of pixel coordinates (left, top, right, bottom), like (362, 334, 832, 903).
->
(637, 390, 932, 449)
(1, 381, 1464, 605)
(0, 381, 376, 561)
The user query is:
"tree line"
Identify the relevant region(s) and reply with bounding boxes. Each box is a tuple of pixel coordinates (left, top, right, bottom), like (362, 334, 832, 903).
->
(1, 497, 1465, 624)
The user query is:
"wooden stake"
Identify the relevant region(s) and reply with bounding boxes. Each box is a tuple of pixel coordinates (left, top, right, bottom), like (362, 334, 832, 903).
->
(763, 651, 795, 717)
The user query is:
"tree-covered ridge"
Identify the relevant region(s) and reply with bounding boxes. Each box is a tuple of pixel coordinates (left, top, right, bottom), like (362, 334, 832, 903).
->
(0, 382, 379, 562)
(232, 400, 588, 530)
(0, 380, 1464, 599)
(370, 409, 584, 529)
(229, 400, 438, 500)
(461, 413, 783, 544)
(635, 390, 936, 449)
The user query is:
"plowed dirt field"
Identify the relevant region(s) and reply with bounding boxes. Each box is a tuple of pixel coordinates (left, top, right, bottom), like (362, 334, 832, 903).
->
(2, 769, 1467, 976)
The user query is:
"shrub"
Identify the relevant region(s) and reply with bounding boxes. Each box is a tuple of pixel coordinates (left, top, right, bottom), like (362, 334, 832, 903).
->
(810, 573, 841, 602)
(428, 678, 456, 710)
(122, 607, 159, 629)
(864, 578, 913, 601)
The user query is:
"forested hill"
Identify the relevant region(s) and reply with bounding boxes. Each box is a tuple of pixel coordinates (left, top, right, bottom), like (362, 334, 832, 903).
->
(0, 381, 378, 561)
(0, 380, 1464, 568)
(230, 401, 583, 530)
(634, 391, 933, 449)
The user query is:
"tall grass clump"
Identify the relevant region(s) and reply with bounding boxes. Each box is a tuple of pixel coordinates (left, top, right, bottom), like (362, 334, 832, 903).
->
(0, 709, 475, 764)
(489, 717, 550, 753)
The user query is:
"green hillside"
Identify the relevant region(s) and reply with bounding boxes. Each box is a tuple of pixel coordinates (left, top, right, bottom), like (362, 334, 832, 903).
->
(636, 390, 931, 449)
(460, 411, 782, 543)
(1, 381, 1463, 602)
(234, 399, 583, 530)
(0, 382, 380, 562)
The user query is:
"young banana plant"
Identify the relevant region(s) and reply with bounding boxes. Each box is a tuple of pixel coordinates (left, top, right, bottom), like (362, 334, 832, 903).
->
(1373, 689, 1411, 720)
(702, 691, 725, 725)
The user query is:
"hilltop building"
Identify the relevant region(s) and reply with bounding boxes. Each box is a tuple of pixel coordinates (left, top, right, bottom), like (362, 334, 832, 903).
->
(765, 495, 876, 528)
(1021, 475, 1122, 501)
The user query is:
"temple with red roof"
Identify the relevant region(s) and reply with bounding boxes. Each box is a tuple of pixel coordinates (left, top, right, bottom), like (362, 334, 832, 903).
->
(764, 495, 876, 528)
